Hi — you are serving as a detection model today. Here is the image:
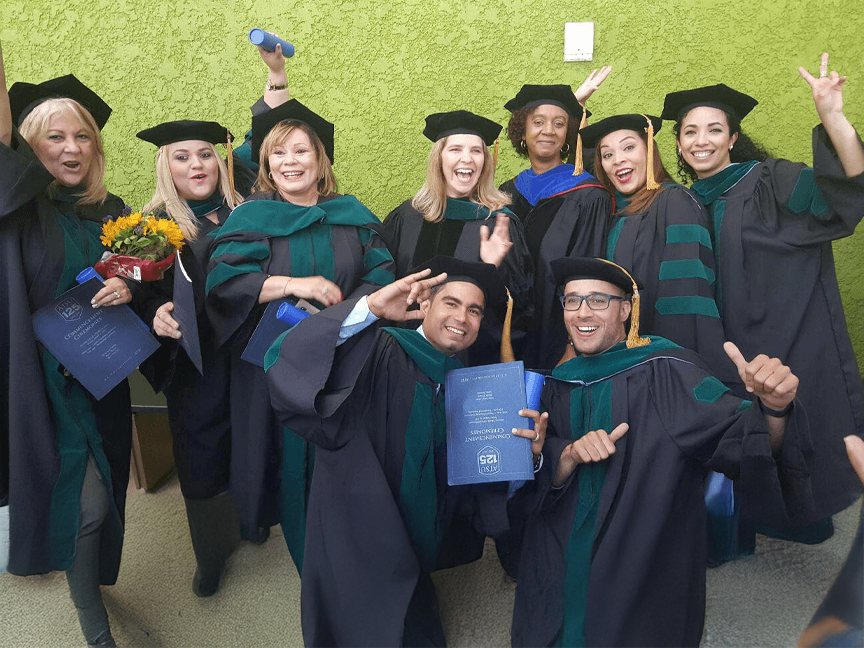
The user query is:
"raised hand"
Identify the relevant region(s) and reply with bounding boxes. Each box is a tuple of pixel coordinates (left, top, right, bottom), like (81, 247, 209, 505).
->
(554, 422, 629, 486)
(153, 302, 181, 339)
(798, 52, 846, 121)
(574, 66, 612, 105)
(479, 213, 513, 267)
(724, 341, 798, 411)
(366, 268, 448, 321)
(512, 409, 549, 457)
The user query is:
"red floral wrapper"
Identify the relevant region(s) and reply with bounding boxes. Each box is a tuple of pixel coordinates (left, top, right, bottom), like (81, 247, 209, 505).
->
(95, 251, 177, 282)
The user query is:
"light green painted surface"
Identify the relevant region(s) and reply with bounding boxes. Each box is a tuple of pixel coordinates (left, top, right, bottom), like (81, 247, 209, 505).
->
(4, 0, 864, 369)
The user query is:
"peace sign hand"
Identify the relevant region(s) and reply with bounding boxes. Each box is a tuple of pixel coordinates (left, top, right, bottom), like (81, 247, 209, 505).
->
(798, 52, 847, 121)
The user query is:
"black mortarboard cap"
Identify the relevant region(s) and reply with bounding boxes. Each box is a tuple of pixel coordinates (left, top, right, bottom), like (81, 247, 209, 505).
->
(423, 110, 502, 146)
(9, 74, 112, 130)
(414, 256, 507, 318)
(504, 84, 588, 120)
(661, 83, 758, 122)
(250, 99, 335, 165)
(136, 120, 233, 148)
(551, 257, 635, 295)
(579, 114, 663, 150)
(551, 257, 651, 349)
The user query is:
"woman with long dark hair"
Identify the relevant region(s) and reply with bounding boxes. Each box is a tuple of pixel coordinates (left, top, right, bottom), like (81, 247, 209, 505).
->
(662, 54, 864, 538)
(581, 113, 734, 383)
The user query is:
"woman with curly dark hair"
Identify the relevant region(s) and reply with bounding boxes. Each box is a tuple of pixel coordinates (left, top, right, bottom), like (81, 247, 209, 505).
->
(662, 54, 864, 543)
(499, 69, 614, 371)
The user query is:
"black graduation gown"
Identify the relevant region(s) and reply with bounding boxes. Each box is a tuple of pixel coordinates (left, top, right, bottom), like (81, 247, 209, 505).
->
(205, 192, 396, 545)
(511, 340, 815, 648)
(500, 176, 612, 371)
(694, 125, 864, 518)
(607, 185, 737, 384)
(382, 198, 534, 366)
(265, 298, 490, 647)
(134, 205, 232, 500)
(0, 131, 132, 580)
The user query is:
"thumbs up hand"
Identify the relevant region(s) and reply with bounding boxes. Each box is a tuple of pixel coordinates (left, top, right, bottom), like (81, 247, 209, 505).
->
(724, 341, 798, 412)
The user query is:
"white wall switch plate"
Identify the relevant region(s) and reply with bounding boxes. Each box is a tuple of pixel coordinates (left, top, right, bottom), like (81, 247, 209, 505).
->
(564, 22, 594, 61)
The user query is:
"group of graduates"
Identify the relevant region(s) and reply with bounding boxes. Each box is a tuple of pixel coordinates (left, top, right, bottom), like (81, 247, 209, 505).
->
(2, 31, 864, 647)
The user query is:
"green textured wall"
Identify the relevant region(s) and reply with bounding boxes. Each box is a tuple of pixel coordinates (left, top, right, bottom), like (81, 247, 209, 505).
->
(4, 0, 864, 368)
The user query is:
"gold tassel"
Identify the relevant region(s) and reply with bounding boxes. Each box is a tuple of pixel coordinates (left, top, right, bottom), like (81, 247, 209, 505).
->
(573, 106, 588, 176)
(492, 137, 499, 178)
(500, 287, 515, 363)
(643, 115, 659, 191)
(226, 128, 236, 195)
(596, 258, 651, 348)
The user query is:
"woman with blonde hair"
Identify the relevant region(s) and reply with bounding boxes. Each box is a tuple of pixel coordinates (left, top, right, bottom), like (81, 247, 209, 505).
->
(1, 42, 133, 646)
(384, 110, 533, 366)
(205, 98, 395, 573)
(132, 120, 248, 597)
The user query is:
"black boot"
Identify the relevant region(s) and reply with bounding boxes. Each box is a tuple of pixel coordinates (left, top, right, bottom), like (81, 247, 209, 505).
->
(185, 492, 241, 597)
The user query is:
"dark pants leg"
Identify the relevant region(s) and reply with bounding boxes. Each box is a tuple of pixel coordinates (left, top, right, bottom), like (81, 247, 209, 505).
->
(65, 456, 113, 645)
(402, 571, 447, 647)
(185, 492, 241, 596)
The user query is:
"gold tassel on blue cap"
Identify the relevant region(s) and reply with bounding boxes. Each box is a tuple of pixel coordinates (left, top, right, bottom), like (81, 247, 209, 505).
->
(500, 287, 515, 362)
(596, 258, 651, 348)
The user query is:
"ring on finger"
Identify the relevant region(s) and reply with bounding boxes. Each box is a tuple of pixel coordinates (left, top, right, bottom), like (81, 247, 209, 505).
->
(113, 291, 121, 300)
(533, 432, 540, 443)
(322, 286, 329, 295)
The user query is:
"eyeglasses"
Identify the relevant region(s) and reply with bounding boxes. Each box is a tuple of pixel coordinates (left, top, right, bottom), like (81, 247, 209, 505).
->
(559, 293, 626, 311)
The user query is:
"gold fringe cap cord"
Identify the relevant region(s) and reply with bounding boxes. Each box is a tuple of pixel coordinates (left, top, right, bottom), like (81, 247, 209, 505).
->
(573, 105, 589, 176)
(493, 137, 500, 177)
(596, 258, 651, 348)
(226, 128, 236, 196)
(643, 114, 659, 191)
(500, 287, 516, 363)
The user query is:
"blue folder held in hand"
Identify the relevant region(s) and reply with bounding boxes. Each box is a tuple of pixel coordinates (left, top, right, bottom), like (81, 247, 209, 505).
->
(31, 277, 160, 400)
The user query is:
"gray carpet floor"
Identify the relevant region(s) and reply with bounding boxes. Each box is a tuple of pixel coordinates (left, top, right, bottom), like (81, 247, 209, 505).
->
(0, 482, 859, 647)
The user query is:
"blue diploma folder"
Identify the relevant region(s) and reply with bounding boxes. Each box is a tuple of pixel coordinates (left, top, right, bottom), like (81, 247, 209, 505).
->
(445, 361, 534, 485)
(171, 254, 204, 375)
(241, 298, 315, 368)
(32, 278, 160, 400)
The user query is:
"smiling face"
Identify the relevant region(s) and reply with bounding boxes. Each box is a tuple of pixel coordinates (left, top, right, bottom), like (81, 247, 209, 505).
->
(441, 134, 485, 198)
(267, 127, 320, 205)
(420, 281, 485, 355)
(676, 106, 739, 179)
(32, 110, 94, 187)
(562, 278, 631, 356)
(599, 129, 648, 195)
(525, 103, 570, 166)
(166, 140, 220, 201)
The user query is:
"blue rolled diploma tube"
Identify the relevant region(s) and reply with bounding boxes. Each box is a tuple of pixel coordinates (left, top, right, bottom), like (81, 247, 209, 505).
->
(523, 370, 546, 430)
(76, 267, 102, 284)
(249, 29, 295, 58)
(276, 301, 311, 326)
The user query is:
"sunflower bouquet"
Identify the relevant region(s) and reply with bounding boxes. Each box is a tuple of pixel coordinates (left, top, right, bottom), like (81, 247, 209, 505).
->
(95, 208, 185, 282)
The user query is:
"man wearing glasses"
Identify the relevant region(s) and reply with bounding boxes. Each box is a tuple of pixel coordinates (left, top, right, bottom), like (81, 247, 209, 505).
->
(510, 257, 816, 648)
